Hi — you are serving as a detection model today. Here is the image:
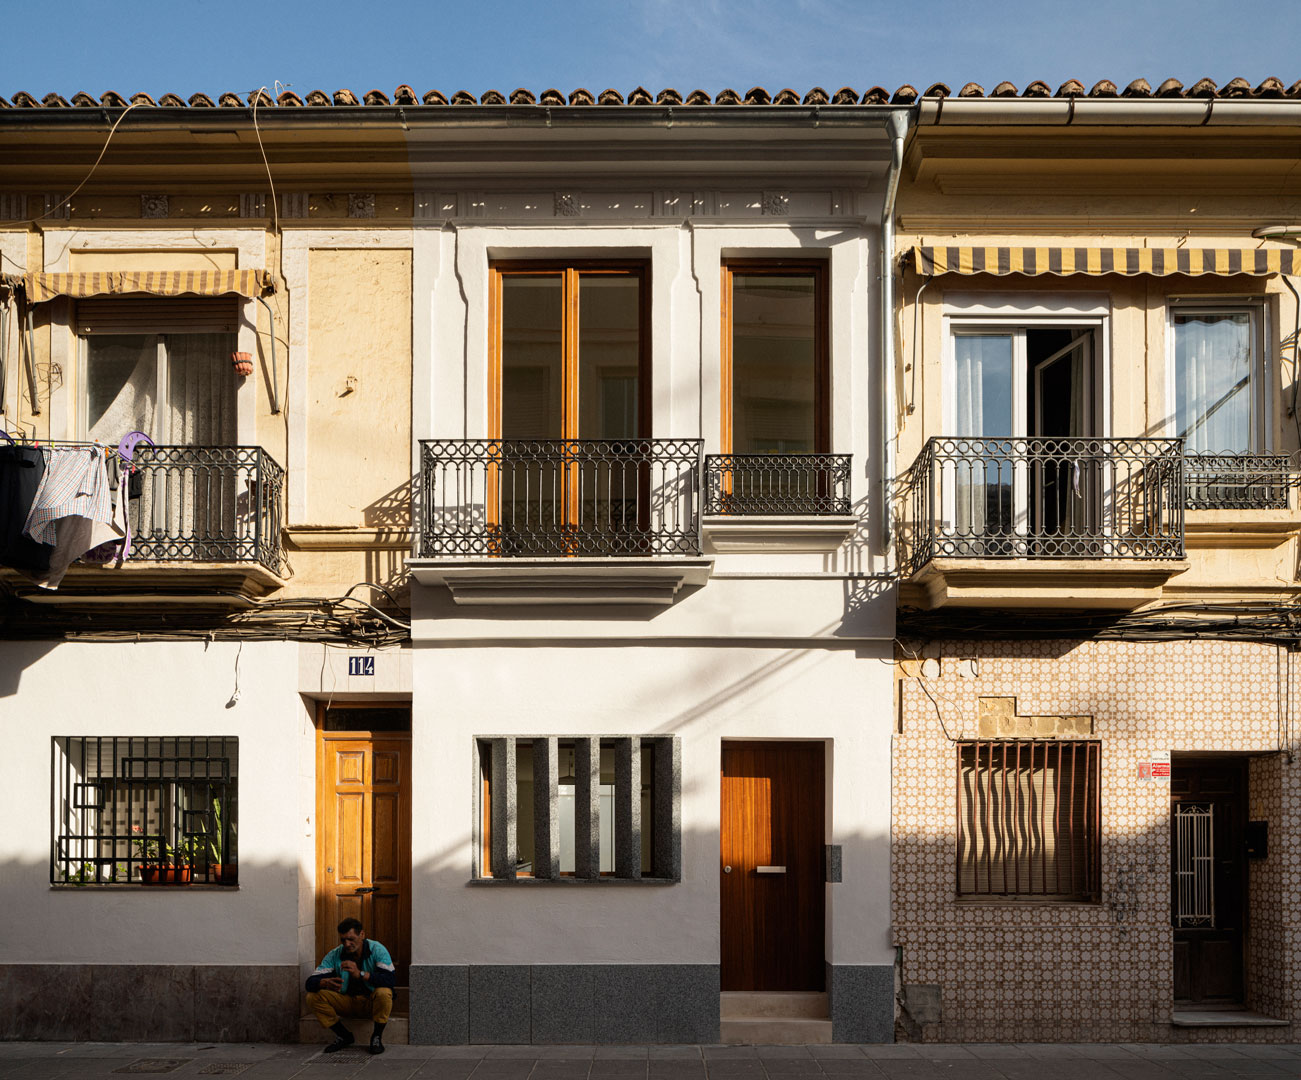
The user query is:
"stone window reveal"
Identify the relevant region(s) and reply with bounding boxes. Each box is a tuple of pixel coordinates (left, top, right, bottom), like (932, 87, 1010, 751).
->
(476, 735, 680, 882)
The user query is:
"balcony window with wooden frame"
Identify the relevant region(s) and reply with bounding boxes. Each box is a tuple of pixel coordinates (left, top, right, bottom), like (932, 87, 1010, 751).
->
(957, 739, 1100, 902)
(712, 262, 846, 514)
(488, 263, 651, 553)
(475, 735, 681, 883)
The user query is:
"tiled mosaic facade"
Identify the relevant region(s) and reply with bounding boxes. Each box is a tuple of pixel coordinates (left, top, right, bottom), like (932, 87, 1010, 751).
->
(893, 637, 1301, 1043)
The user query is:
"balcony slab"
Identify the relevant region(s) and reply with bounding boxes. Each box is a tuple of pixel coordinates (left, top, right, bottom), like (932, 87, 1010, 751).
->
(1, 562, 287, 607)
(702, 515, 860, 554)
(1184, 509, 1299, 549)
(905, 557, 1190, 610)
(408, 557, 714, 606)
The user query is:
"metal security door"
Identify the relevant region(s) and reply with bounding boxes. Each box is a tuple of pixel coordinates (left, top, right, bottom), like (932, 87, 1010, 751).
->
(1171, 759, 1246, 1006)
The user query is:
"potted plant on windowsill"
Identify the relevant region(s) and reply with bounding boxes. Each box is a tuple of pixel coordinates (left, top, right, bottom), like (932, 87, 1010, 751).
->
(205, 796, 237, 885)
(133, 827, 192, 885)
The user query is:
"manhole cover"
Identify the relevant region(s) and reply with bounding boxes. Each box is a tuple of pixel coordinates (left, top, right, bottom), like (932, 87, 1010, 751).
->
(198, 1065, 252, 1076)
(113, 1062, 192, 1075)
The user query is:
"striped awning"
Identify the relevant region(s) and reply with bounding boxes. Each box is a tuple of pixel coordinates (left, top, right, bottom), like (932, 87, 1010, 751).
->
(14, 269, 274, 304)
(911, 246, 1300, 278)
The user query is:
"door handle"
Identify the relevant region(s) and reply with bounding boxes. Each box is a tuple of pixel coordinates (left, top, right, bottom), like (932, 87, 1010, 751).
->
(354, 886, 378, 894)
(756, 866, 787, 874)
(723, 865, 732, 874)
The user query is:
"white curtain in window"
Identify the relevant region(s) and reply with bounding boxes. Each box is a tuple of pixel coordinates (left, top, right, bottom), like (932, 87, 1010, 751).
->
(1174, 313, 1253, 453)
(953, 335, 1014, 537)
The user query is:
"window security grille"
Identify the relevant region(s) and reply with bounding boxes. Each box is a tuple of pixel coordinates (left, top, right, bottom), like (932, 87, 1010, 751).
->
(52, 737, 238, 885)
(477, 736, 680, 882)
(1173, 802, 1215, 928)
(957, 740, 1100, 901)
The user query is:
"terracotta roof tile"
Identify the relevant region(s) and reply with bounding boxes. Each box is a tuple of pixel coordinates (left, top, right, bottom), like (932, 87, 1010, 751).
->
(0, 96, 9, 108)
(8, 80, 1301, 114)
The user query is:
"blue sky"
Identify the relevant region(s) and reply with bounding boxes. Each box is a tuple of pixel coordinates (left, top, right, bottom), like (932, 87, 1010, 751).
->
(8, 0, 1299, 100)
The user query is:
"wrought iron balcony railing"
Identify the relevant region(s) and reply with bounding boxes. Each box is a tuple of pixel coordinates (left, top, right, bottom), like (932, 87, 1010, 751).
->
(899, 436, 1185, 576)
(704, 453, 852, 515)
(118, 445, 285, 574)
(419, 438, 704, 558)
(1183, 452, 1298, 510)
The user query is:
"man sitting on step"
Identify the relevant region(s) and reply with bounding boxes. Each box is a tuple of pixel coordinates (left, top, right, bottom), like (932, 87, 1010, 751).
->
(305, 917, 396, 1055)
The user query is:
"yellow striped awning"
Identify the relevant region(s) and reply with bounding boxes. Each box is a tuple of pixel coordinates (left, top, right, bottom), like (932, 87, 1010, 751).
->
(911, 246, 1300, 278)
(15, 269, 274, 304)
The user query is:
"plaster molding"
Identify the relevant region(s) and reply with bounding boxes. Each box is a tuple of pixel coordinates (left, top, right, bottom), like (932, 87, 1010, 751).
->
(0, 195, 26, 221)
(140, 194, 169, 219)
(280, 193, 309, 219)
(702, 515, 860, 554)
(408, 557, 713, 606)
(348, 193, 376, 219)
(239, 194, 267, 218)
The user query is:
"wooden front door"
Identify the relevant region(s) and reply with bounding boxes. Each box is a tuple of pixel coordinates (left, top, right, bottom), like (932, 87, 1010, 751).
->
(721, 741, 825, 991)
(317, 720, 412, 987)
(1172, 757, 1246, 1007)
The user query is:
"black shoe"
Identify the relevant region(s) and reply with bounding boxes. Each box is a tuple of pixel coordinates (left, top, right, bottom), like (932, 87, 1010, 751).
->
(323, 1032, 355, 1054)
(369, 1033, 385, 1055)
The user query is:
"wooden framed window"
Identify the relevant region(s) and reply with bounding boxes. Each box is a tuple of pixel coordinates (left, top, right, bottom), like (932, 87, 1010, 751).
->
(490, 262, 650, 442)
(720, 261, 828, 455)
(475, 735, 680, 883)
(957, 739, 1100, 901)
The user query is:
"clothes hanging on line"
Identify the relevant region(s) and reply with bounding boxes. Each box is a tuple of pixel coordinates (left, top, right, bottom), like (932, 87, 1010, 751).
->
(0, 443, 55, 575)
(23, 445, 124, 589)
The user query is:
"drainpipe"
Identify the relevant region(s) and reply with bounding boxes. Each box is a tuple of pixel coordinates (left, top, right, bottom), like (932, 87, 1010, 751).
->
(881, 109, 908, 553)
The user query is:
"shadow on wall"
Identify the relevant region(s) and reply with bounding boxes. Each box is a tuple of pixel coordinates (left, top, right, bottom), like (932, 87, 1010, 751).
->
(0, 639, 60, 698)
(363, 475, 414, 596)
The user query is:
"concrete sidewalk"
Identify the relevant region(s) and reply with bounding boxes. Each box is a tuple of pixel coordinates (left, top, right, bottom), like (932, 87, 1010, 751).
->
(2, 1042, 1301, 1080)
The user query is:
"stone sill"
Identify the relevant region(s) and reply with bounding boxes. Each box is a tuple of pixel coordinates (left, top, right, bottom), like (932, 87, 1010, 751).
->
(286, 525, 415, 551)
(702, 514, 860, 554)
(468, 877, 680, 886)
(408, 557, 713, 606)
(906, 557, 1189, 610)
(3, 562, 286, 606)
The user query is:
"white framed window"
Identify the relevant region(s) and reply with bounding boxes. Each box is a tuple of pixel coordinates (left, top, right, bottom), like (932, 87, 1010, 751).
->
(1167, 300, 1268, 453)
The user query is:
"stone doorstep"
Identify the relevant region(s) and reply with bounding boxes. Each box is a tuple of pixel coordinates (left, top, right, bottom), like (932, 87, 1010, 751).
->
(299, 1015, 409, 1045)
(1171, 1009, 1290, 1027)
(719, 1018, 833, 1045)
(721, 992, 830, 1020)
